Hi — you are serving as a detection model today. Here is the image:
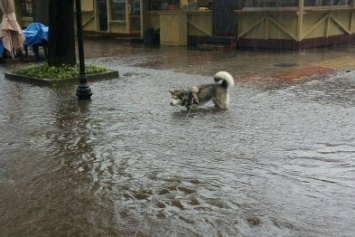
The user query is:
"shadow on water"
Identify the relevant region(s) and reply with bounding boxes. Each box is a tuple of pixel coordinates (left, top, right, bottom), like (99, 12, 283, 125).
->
(171, 107, 229, 120)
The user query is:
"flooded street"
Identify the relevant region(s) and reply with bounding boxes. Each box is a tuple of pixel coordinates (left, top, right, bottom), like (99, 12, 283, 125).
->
(1, 40, 355, 236)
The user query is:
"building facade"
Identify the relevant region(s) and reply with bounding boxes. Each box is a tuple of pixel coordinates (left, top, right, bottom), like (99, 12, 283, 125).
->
(12, 0, 355, 49)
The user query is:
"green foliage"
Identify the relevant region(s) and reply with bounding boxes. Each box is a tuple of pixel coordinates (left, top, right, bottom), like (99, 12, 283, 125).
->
(13, 63, 107, 80)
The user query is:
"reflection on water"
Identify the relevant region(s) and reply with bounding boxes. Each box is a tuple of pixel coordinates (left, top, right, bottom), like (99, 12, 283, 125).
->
(1, 43, 355, 236)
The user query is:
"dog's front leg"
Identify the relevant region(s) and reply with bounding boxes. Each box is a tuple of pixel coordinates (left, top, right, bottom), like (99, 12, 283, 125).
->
(192, 93, 199, 105)
(186, 104, 191, 111)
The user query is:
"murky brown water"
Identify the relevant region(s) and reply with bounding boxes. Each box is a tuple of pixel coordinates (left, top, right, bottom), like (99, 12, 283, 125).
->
(1, 40, 355, 236)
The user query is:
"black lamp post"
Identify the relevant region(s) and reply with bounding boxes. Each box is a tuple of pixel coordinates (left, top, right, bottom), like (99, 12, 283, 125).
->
(75, 0, 92, 100)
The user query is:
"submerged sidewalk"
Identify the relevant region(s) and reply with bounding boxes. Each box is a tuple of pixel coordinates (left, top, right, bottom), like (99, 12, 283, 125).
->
(239, 55, 355, 83)
(82, 38, 355, 83)
(2, 39, 355, 83)
(274, 56, 355, 80)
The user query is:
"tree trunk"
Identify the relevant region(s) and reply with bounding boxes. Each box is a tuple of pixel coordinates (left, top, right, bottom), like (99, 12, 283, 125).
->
(47, 0, 76, 67)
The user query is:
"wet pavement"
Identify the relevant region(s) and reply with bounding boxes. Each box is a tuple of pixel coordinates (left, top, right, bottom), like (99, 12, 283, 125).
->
(1, 40, 355, 237)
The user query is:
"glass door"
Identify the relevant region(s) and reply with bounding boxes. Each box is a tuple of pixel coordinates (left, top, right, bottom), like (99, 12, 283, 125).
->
(96, 0, 108, 31)
(128, 0, 141, 34)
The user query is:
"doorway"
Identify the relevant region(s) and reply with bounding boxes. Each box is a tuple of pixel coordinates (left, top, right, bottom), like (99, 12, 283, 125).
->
(96, 0, 108, 31)
(128, 0, 141, 34)
(212, 0, 237, 37)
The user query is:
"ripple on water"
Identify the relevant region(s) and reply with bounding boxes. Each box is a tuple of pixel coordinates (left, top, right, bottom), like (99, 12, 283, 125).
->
(1, 58, 355, 236)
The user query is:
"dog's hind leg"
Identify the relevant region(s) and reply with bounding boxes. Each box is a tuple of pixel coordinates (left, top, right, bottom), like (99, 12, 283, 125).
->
(213, 99, 226, 109)
(213, 94, 229, 109)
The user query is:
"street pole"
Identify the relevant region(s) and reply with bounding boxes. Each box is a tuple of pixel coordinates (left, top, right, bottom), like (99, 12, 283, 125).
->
(75, 0, 92, 100)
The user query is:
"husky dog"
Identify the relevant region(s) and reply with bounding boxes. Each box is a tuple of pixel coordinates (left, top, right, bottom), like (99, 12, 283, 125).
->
(170, 71, 235, 110)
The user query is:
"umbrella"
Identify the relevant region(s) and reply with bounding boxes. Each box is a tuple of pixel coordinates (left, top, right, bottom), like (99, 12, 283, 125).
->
(0, 0, 25, 57)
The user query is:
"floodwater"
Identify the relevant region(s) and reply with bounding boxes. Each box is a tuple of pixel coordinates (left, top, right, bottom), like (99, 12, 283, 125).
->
(1, 40, 355, 237)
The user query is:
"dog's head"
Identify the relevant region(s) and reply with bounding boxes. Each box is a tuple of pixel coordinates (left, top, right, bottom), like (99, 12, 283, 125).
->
(169, 89, 190, 106)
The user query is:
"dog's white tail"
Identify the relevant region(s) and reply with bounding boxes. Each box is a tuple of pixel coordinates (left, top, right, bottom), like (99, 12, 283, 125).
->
(214, 71, 235, 87)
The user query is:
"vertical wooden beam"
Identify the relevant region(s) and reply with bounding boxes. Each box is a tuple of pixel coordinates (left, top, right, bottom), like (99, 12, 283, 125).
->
(350, 11, 354, 34)
(141, 0, 146, 36)
(325, 11, 331, 38)
(297, 0, 304, 41)
(264, 16, 269, 40)
(107, 0, 112, 32)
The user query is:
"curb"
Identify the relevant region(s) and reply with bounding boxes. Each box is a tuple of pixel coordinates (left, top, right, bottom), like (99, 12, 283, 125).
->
(4, 70, 119, 86)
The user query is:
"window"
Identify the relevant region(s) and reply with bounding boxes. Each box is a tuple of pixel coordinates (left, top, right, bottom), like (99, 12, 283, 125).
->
(21, 0, 33, 17)
(241, 0, 352, 7)
(197, 0, 212, 8)
(149, 0, 181, 10)
(242, 0, 298, 7)
(149, 0, 166, 10)
(111, 0, 126, 21)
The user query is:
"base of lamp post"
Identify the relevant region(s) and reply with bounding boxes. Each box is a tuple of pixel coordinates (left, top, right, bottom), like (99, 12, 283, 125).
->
(76, 76, 92, 100)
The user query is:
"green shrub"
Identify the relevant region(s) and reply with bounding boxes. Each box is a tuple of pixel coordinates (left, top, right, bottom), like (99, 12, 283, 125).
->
(13, 63, 107, 80)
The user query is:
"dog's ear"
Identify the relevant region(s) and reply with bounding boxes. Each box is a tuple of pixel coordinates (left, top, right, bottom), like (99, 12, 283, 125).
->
(169, 90, 174, 95)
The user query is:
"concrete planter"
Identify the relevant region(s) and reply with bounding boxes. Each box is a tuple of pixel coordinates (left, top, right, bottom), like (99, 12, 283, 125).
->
(4, 70, 119, 86)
